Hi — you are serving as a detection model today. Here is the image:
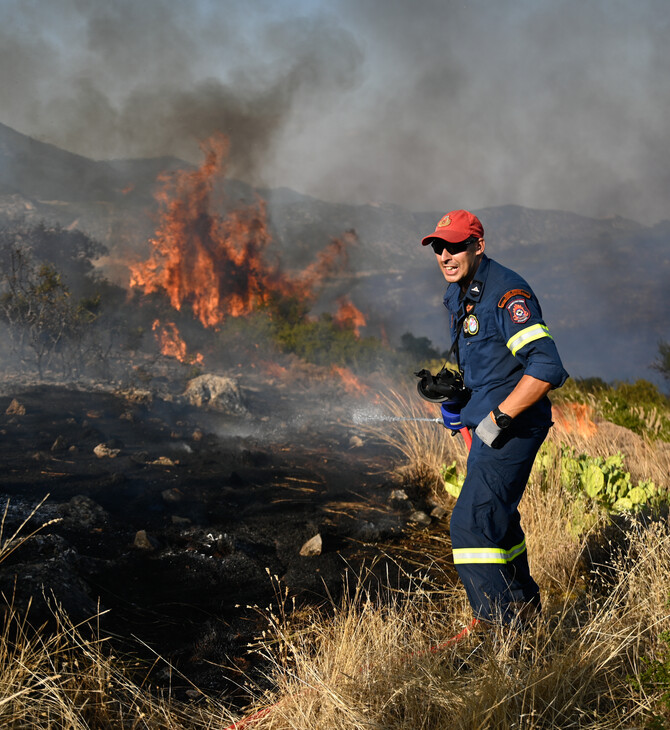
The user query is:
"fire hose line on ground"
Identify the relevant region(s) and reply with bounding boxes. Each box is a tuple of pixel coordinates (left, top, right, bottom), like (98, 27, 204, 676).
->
(223, 617, 480, 730)
(224, 425, 473, 730)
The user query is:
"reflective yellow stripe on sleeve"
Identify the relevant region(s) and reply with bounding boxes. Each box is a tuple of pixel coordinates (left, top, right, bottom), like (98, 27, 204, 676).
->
(506, 324, 552, 356)
(453, 538, 527, 565)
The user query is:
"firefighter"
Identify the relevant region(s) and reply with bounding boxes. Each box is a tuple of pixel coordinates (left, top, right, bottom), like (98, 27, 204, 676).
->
(421, 209, 568, 626)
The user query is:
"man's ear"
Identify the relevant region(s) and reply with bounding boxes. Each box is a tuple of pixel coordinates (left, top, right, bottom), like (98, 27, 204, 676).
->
(476, 238, 486, 255)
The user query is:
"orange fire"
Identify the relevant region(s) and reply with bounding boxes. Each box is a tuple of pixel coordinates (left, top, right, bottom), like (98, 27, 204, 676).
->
(552, 402, 598, 439)
(333, 296, 366, 337)
(129, 133, 353, 331)
(152, 320, 203, 365)
(332, 365, 370, 396)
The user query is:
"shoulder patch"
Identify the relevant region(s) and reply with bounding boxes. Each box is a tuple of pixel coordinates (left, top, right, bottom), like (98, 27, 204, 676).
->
(498, 289, 531, 308)
(506, 298, 531, 324)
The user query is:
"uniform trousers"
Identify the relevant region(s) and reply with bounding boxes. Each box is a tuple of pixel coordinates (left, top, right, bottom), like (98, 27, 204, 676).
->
(450, 422, 550, 624)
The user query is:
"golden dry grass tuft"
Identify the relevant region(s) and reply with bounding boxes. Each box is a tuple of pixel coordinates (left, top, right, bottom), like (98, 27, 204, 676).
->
(237, 518, 670, 729)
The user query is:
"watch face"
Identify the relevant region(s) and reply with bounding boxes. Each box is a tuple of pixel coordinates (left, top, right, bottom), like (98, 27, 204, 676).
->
(494, 409, 512, 429)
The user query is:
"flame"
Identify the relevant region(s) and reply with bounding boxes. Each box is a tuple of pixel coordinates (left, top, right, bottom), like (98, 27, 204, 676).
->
(129, 133, 352, 331)
(333, 296, 366, 337)
(552, 402, 598, 439)
(332, 365, 370, 396)
(152, 320, 204, 365)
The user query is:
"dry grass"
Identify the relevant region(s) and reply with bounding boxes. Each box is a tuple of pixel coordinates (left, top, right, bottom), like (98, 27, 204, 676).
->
(3, 393, 670, 728)
(208, 390, 670, 729)
(237, 519, 670, 729)
(353, 386, 469, 496)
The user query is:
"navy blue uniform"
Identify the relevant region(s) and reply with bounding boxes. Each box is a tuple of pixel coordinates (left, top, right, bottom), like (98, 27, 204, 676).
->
(444, 254, 568, 623)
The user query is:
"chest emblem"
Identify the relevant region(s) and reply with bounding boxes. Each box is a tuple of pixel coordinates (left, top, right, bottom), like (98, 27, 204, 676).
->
(506, 297, 531, 324)
(463, 314, 479, 336)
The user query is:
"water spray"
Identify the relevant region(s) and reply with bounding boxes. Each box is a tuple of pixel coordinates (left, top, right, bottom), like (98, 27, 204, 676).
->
(352, 411, 442, 425)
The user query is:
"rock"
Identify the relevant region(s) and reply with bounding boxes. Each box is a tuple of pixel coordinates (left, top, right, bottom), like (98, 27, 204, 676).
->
(171, 515, 192, 526)
(389, 489, 412, 511)
(299, 534, 323, 557)
(134, 530, 158, 551)
(162, 487, 183, 503)
(355, 521, 380, 541)
(118, 388, 153, 405)
(182, 374, 247, 415)
(408, 510, 431, 526)
(93, 443, 121, 458)
(151, 456, 178, 466)
(430, 506, 448, 520)
(5, 399, 25, 415)
(58, 495, 109, 528)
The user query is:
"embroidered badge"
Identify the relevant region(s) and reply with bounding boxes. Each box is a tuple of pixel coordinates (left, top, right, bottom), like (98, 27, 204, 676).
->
(463, 314, 479, 336)
(506, 297, 531, 324)
(498, 289, 531, 308)
(437, 214, 452, 227)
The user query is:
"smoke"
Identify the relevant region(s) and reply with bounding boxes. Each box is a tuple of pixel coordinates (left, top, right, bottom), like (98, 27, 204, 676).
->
(1, 0, 669, 222)
(0, 0, 362, 183)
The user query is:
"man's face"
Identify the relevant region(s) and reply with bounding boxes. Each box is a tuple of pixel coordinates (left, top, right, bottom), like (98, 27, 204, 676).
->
(434, 237, 485, 290)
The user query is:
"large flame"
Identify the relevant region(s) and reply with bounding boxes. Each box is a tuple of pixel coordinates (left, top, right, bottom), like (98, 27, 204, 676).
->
(130, 133, 351, 330)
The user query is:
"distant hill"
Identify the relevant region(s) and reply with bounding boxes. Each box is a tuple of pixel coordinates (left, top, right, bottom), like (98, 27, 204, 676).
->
(0, 121, 668, 386)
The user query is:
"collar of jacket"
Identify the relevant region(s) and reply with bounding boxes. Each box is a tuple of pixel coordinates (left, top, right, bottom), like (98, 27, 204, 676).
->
(444, 254, 491, 311)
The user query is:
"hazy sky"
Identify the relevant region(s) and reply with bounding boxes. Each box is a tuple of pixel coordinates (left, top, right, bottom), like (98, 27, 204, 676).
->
(2, 0, 669, 223)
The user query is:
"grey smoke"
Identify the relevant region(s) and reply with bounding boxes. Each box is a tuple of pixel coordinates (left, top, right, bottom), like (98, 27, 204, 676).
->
(1, 0, 669, 222)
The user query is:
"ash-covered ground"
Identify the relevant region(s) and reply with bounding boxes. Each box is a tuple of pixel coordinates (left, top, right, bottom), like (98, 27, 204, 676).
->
(0, 370, 452, 698)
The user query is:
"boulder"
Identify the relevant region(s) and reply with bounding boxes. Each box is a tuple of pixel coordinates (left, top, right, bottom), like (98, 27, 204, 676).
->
(182, 374, 247, 415)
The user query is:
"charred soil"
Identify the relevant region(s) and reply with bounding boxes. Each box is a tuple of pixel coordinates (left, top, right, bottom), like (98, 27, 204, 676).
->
(0, 378, 448, 698)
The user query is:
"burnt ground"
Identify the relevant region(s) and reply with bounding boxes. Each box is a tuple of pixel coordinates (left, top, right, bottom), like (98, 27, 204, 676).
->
(0, 377, 453, 699)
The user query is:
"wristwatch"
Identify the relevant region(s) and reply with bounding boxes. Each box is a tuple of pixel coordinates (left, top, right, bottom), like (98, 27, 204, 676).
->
(492, 406, 513, 429)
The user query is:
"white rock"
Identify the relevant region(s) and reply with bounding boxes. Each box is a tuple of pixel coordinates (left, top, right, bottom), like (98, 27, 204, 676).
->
(299, 534, 323, 557)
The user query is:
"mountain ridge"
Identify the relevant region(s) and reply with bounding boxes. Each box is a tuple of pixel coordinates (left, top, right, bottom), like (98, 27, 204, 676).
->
(0, 121, 667, 385)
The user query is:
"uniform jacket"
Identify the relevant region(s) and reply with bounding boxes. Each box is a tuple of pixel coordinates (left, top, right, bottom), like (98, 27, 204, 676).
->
(444, 254, 568, 429)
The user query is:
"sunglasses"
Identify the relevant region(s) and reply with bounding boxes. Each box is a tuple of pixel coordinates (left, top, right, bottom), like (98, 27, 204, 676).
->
(430, 236, 478, 256)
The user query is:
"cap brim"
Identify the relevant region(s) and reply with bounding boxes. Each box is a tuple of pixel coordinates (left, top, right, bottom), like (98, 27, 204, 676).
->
(421, 229, 475, 246)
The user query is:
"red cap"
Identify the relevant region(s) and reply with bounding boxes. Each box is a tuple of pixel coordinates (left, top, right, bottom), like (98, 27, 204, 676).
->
(421, 209, 484, 246)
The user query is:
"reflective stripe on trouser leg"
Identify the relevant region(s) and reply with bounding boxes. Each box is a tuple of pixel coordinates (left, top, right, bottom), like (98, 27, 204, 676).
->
(449, 424, 548, 623)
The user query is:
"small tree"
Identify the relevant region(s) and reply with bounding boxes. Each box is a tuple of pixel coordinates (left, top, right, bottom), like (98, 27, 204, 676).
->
(0, 247, 100, 376)
(652, 340, 670, 385)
